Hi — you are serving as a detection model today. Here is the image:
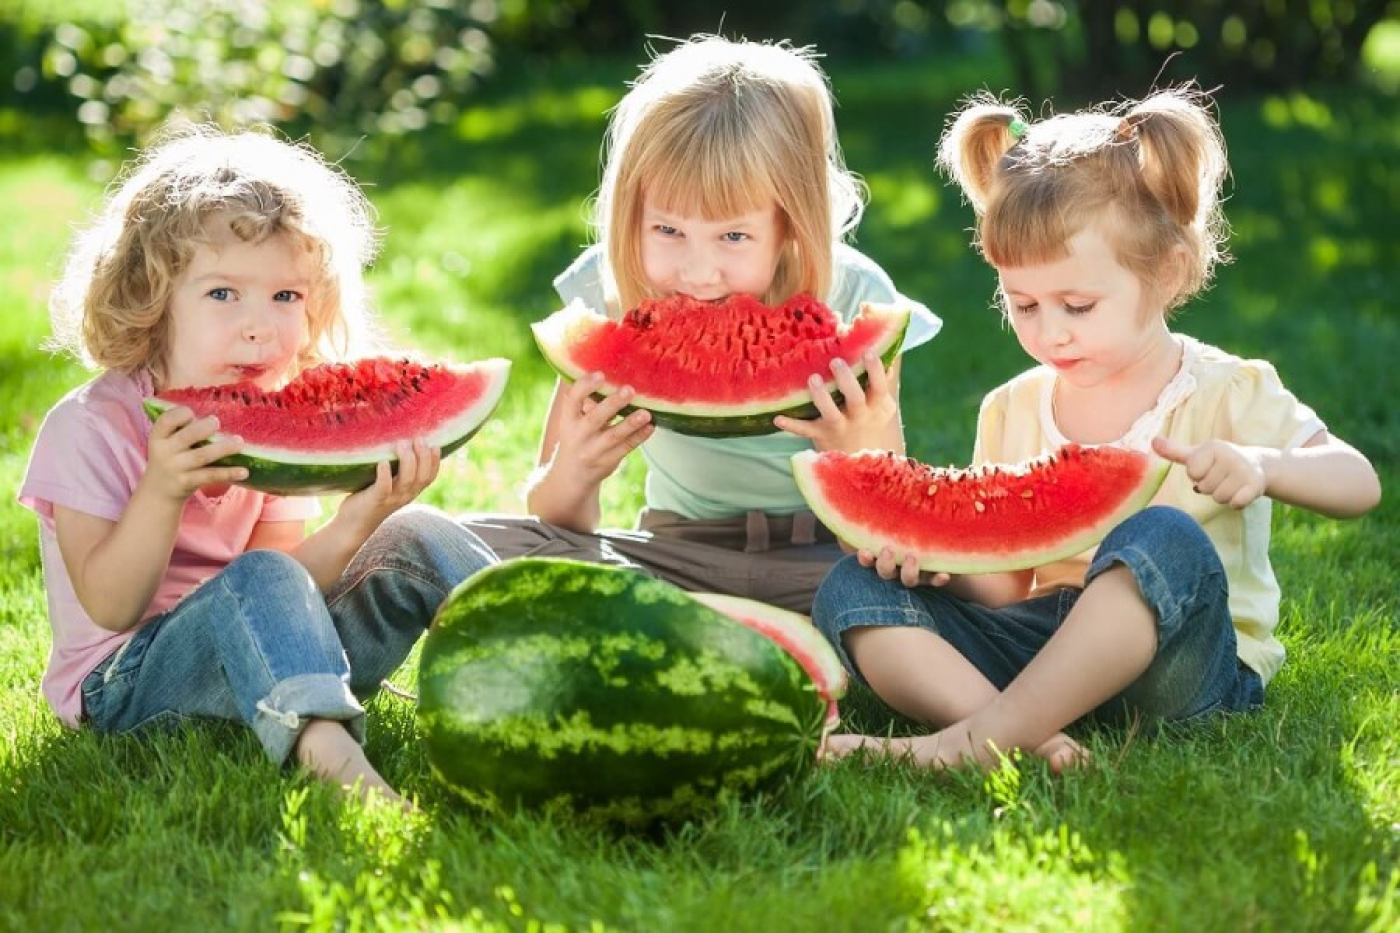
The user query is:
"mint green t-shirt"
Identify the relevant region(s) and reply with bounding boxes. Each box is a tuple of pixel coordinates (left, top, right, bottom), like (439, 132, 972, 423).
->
(552, 243, 942, 519)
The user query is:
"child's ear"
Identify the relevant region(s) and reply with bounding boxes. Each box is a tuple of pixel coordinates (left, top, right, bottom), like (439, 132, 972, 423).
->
(1156, 243, 1191, 307)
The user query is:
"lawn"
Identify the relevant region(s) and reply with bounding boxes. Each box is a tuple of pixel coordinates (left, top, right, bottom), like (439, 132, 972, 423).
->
(0, 54, 1396, 931)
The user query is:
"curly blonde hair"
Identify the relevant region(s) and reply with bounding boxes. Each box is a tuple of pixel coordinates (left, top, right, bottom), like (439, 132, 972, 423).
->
(595, 35, 866, 313)
(48, 123, 381, 376)
(936, 85, 1230, 315)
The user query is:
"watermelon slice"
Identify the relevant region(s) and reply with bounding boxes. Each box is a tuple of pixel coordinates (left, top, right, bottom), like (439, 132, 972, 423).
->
(531, 293, 911, 437)
(691, 592, 847, 731)
(145, 356, 510, 495)
(792, 444, 1170, 574)
(417, 558, 841, 825)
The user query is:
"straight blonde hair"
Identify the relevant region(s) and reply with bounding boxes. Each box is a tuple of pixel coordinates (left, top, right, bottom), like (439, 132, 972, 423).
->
(49, 123, 381, 378)
(595, 36, 865, 313)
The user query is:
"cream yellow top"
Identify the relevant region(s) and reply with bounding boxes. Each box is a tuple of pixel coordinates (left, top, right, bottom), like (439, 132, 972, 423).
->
(974, 336, 1324, 684)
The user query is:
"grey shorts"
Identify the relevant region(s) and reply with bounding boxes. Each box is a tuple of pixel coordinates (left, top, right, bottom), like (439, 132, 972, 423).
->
(459, 509, 841, 615)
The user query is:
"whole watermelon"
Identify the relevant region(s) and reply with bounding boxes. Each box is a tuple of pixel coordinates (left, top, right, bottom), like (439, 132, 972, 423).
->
(417, 558, 838, 825)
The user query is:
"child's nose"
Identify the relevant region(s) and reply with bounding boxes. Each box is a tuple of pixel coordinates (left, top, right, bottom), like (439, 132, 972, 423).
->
(679, 249, 719, 289)
(1041, 313, 1072, 345)
(242, 304, 275, 341)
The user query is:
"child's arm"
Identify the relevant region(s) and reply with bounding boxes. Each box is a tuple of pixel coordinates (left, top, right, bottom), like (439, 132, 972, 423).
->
(275, 439, 442, 590)
(53, 407, 249, 632)
(524, 375, 654, 532)
(773, 351, 905, 454)
(857, 545, 1035, 607)
(1152, 431, 1380, 519)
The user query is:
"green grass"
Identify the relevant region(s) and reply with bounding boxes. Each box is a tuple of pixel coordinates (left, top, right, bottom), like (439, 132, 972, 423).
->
(1, 56, 1397, 931)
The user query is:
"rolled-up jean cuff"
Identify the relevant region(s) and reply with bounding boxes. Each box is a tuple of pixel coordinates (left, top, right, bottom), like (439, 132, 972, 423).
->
(819, 607, 931, 688)
(252, 673, 366, 765)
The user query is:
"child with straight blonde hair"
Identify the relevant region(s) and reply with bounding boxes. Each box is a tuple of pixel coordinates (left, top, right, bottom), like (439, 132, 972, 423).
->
(813, 87, 1380, 771)
(20, 125, 497, 804)
(465, 35, 941, 613)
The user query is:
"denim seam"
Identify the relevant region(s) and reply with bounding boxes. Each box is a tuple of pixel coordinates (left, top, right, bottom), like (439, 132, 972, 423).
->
(326, 559, 450, 613)
(217, 572, 281, 711)
(102, 636, 138, 684)
(829, 605, 931, 629)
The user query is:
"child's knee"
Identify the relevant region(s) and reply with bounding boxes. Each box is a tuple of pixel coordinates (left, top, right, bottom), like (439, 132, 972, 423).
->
(1102, 506, 1221, 577)
(373, 506, 498, 573)
(812, 555, 878, 633)
(222, 549, 316, 599)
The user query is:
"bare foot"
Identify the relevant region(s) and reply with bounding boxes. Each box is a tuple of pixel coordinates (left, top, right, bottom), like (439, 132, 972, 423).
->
(295, 719, 413, 811)
(824, 727, 1090, 775)
(1033, 732, 1090, 774)
(820, 732, 896, 762)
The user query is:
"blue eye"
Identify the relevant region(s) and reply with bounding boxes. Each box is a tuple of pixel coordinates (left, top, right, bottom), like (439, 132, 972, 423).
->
(273, 290, 302, 303)
(207, 287, 232, 301)
(655, 224, 679, 237)
(722, 231, 749, 243)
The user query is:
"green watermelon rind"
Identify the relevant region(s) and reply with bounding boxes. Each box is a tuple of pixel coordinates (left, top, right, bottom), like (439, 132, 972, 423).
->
(791, 447, 1172, 575)
(142, 358, 510, 496)
(689, 592, 848, 727)
(532, 299, 912, 438)
(417, 558, 828, 825)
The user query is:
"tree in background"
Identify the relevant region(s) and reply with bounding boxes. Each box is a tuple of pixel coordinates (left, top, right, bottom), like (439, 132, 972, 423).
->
(1, 0, 1394, 154)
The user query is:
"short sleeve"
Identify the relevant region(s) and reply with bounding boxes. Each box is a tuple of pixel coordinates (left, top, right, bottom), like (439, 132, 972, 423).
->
(972, 384, 1011, 466)
(259, 494, 321, 523)
(553, 245, 615, 317)
(830, 245, 942, 354)
(19, 391, 148, 524)
(1220, 359, 1325, 451)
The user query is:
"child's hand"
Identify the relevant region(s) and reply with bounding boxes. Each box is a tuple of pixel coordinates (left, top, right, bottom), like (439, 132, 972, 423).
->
(774, 351, 900, 452)
(1152, 435, 1269, 509)
(549, 373, 654, 487)
(338, 439, 440, 528)
(144, 405, 248, 500)
(857, 545, 952, 589)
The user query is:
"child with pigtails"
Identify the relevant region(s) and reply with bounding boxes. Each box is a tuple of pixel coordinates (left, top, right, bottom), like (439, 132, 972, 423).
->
(813, 87, 1380, 772)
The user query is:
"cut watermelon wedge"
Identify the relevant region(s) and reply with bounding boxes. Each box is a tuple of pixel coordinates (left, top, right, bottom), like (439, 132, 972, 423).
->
(532, 293, 910, 437)
(145, 357, 510, 495)
(793, 444, 1170, 574)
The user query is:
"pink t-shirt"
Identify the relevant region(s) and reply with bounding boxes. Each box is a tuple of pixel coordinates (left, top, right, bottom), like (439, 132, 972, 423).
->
(18, 369, 320, 727)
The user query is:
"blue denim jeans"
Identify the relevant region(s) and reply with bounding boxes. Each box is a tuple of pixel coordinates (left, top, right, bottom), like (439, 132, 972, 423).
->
(80, 506, 498, 764)
(813, 506, 1264, 725)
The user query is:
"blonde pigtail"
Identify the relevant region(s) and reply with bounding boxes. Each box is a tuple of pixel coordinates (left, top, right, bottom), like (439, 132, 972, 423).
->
(936, 94, 1025, 214)
(1126, 88, 1231, 298)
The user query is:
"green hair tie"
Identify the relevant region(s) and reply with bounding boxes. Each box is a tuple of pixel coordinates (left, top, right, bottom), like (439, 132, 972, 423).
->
(1008, 118, 1028, 139)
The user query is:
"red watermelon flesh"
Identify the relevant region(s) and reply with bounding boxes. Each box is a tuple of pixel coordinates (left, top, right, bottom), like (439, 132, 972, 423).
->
(145, 356, 511, 494)
(691, 592, 847, 730)
(531, 293, 910, 436)
(792, 444, 1170, 574)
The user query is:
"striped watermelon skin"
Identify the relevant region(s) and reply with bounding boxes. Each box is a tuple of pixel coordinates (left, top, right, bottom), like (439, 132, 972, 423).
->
(417, 559, 828, 825)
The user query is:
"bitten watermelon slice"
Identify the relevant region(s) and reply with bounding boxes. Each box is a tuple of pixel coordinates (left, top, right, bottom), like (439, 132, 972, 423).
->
(145, 356, 510, 495)
(532, 293, 910, 437)
(792, 444, 1170, 574)
(417, 558, 845, 826)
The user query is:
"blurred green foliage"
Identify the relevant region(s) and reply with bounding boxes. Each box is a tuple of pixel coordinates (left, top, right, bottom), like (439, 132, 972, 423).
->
(4, 0, 503, 156)
(0, 0, 1395, 157)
